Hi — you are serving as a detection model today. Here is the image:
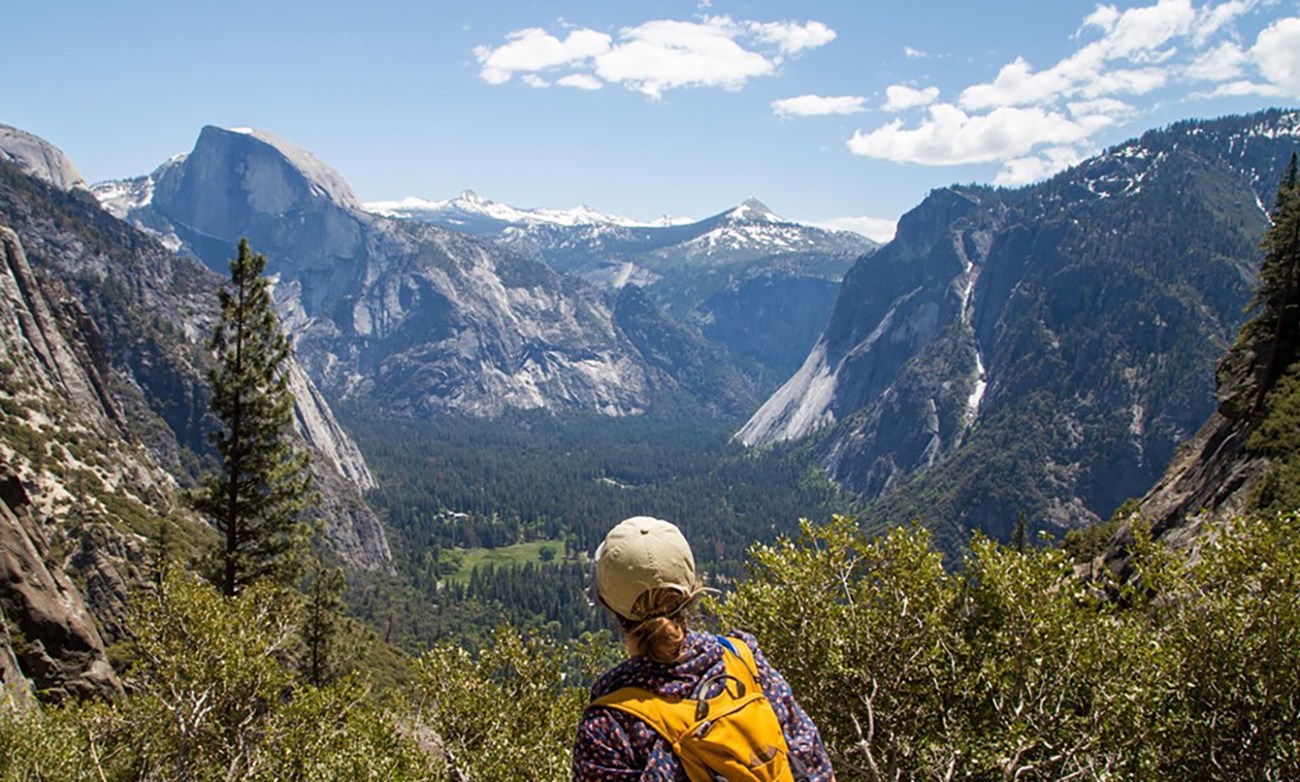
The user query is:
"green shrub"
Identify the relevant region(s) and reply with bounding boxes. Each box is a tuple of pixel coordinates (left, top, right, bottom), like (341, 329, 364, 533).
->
(1, 573, 433, 781)
(4, 514, 1297, 781)
(405, 625, 610, 781)
(719, 513, 1299, 780)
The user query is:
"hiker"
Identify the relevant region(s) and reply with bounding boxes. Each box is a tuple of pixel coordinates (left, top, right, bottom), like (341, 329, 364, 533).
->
(573, 515, 835, 781)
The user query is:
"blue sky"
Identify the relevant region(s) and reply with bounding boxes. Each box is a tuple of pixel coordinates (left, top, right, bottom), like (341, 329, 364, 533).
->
(6, 0, 1298, 240)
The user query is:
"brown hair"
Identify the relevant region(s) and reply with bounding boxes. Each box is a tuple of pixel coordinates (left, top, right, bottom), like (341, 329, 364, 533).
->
(618, 587, 695, 664)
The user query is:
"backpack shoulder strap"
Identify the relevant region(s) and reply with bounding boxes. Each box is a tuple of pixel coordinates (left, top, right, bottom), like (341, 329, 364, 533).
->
(718, 635, 762, 689)
(590, 685, 697, 743)
(587, 637, 763, 745)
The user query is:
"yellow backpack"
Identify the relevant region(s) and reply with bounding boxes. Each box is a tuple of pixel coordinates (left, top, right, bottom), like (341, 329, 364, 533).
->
(590, 636, 809, 782)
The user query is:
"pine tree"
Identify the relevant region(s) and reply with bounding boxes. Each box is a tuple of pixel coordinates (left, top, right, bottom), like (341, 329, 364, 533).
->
(1252, 152, 1300, 407)
(198, 238, 315, 597)
(301, 562, 347, 686)
(1012, 511, 1028, 553)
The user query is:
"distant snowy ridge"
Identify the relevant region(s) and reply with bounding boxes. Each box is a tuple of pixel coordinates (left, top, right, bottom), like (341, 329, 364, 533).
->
(90, 155, 188, 250)
(92, 176, 156, 218)
(365, 190, 693, 228)
(368, 191, 879, 253)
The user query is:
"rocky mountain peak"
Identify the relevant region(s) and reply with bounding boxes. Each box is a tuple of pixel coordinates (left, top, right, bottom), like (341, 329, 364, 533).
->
(138, 126, 370, 281)
(145, 124, 366, 251)
(727, 197, 781, 223)
(0, 124, 86, 192)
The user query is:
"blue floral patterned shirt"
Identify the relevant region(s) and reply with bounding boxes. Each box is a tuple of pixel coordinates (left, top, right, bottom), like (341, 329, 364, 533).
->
(572, 630, 834, 781)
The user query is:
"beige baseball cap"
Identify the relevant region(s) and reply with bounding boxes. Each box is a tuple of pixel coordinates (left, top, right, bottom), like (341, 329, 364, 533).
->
(594, 516, 697, 621)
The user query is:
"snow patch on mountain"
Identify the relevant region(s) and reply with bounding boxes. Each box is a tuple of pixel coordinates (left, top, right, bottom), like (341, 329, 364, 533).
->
(726, 197, 782, 223)
(90, 154, 185, 219)
(92, 176, 155, 218)
(1247, 111, 1300, 139)
(1077, 144, 1166, 200)
(685, 222, 830, 257)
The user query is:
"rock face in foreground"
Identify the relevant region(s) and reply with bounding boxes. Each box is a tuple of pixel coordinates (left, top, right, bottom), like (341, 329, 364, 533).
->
(1105, 411, 1268, 574)
(742, 109, 1299, 551)
(0, 472, 120, 703)
(0, 224, 131, 702)
(0, 157, 392, 574)
(101, 126, 756, 418)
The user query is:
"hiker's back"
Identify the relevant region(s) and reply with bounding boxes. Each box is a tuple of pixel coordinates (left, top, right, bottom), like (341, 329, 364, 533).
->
(573, 631, 832, 782)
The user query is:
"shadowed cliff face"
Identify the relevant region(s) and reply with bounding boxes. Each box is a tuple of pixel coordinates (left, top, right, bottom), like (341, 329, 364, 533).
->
(0, 149, 402, 701)
(0, 227, 127, 702)
(0, 159, 392, 574)
(1101, 148, 1300, 579)
(110, 125, 754, 419)
(741, 109, 1299, 551)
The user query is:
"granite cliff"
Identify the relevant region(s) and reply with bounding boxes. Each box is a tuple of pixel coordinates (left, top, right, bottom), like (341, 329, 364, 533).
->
(100, 126, 756, 418)
(742, 109, 1300, 550)
(379, 192, 875, 388)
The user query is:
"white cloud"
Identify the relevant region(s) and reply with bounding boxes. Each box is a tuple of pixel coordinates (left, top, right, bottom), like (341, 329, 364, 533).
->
(522, 74, 550, 88)
(475, 15, 836, 99)
(848, 104, 1111, 166)
(847, 0, 1285, 186)
(1091, 0, 1197, 57)
(883, 84, 940, 112)
(807, 216, 898, 243)
(904, 46, 929, 59)
(772, 94, 867, 117)
(1077, 65, 1168, 97)
(747, 20, 836, 57)
(995, 145, 1086, 187)
(1208, 79, 1287, 97)
(1080, 4, 1122, 33)
(475, 28, 611, 85)
(557, 73, 604, 90)
(1192, 0, 1256, 45)
(958, 0, 1222, 111)
(594, 17, 773, 98)
(958, 56, 1075, 111)
(1252, 17, 1300, 96)
(1185, 40, 1249, 81)
(1067, 97, 1136, 119)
